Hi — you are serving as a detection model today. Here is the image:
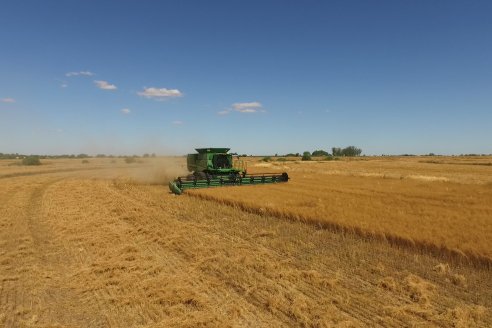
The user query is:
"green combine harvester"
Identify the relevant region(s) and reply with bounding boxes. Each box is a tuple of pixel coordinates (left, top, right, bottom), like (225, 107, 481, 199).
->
(169, 148, 289, 195)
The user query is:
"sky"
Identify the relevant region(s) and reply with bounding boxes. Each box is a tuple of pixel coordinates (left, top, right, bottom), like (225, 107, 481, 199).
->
(0, 0, 491, 156)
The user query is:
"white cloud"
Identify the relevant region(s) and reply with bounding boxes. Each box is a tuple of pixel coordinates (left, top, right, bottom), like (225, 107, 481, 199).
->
(1, 98, 15, 103)
(66, 71, 94, 77)
(61, 83, 68, 88)
(138, 87, 183, 100)
(94, 80, 117, 90)
(217, 109, 231, 115)
(238, 108, 257, 113)
(172, 120, 183, 125)
(121, 108, 131, 114)
(232, 101, 263, 113)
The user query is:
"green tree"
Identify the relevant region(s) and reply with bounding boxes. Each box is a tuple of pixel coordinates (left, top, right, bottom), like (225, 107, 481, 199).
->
(22, 156, 41, 166)
(342, 146, 362, 156)
(312, 149, 329, 156)
(332, 146, 362, 157)
(301, 151, 312, 161)
(332, 147, 342, 156)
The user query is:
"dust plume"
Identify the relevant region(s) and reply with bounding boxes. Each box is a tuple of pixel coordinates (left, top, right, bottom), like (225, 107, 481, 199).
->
(130, 157, 189, 185)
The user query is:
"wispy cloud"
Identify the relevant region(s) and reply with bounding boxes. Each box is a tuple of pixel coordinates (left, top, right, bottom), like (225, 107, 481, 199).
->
(232, 101, 263, 113)
(66, 71, 94, 77)
(138, 87, 183, 100)
(94, 80, 117, 90)
(217, 102, 264, 115)
(60, 83, 68, 88)
(172, 120, 183, 125)
(1, 98, 15, 103)
(121, 108, 131, 114)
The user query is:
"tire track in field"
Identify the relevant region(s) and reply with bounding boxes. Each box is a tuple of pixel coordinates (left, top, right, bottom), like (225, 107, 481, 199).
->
(0, 179, 45, 327)
(0, 165, 130, 180)
(37, 178, 236, 327)
(28, 177, 111, 327)
(37, 177, 135, 327)
(0, 176, 106, 327)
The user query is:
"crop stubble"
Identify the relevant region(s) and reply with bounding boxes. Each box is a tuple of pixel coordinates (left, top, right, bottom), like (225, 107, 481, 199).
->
(0, 158, 490, 327)
(192, 157, 492, 266)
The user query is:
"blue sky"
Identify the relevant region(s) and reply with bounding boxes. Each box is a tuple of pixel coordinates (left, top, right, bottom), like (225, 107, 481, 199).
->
(1, 1, 491, 155)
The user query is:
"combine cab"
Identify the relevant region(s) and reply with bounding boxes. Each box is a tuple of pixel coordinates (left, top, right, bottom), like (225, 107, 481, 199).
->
(169, 148, 289, 195)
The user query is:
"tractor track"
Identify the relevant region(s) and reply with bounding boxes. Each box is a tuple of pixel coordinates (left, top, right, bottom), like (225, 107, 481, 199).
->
(0, 176, 59, 326)
(0, 165, 129, 180)
(25, 177, 108, 327)
(0, 175, 108, 327)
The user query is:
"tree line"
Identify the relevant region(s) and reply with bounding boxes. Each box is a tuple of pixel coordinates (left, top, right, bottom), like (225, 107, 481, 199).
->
(0, 153, 157, 160)
(282, 146, 363, 159)
(330, 146, 362, 157)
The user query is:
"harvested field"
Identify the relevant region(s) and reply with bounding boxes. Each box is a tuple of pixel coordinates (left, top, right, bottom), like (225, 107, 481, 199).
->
(0, 157, 491, 327)
(193, 156, 492, 265)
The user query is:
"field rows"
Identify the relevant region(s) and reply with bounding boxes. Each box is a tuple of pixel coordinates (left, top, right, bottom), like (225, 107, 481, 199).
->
(192, 159, 492, 266)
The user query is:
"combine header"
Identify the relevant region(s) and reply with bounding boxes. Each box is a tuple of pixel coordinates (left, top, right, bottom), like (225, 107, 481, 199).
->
(169, 148, 289, 195)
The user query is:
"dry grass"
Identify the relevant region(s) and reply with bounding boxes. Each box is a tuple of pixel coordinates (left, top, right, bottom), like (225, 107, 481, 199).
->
(0, 157, 491, 326)
(192, 156, 492, 266)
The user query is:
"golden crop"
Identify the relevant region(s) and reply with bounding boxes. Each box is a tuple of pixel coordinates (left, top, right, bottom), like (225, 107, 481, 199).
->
(192, 156, 492, 266)
(0, 157, 490, 327)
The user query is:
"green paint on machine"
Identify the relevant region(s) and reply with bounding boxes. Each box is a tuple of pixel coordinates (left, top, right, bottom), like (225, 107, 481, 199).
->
(169, 148, 289, 194)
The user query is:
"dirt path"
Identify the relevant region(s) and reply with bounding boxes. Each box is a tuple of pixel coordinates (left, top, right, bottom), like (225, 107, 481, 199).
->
(0, 171, 491, 327)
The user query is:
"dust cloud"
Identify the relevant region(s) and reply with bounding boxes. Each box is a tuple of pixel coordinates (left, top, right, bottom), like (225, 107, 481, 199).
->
(129, 157, 189, 185)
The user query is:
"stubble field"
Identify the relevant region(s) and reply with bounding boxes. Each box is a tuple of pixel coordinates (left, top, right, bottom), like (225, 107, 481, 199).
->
(0, 156, 491, 327)
(193, 156, 492, 264)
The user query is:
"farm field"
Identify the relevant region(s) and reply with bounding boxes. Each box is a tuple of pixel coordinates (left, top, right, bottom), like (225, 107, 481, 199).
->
(0, 157, 491, 327)
(194, 156, 492, 264)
